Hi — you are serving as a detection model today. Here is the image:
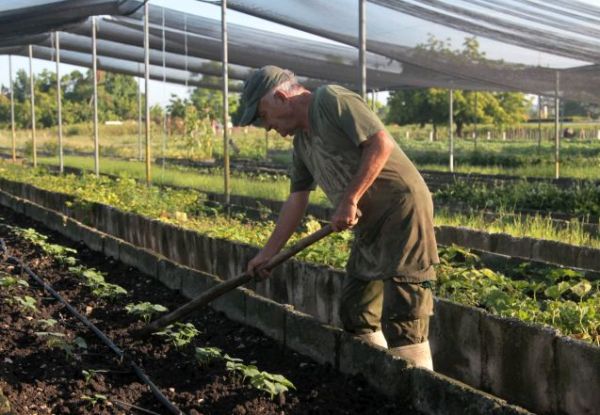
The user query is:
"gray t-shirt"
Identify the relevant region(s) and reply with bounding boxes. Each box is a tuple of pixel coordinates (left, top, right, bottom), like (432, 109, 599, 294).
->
(291, 85, 439, 282)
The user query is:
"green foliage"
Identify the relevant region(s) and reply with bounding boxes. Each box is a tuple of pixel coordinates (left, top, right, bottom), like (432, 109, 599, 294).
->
(68, 266, 127, 298)
(13, 227, 77, 265)
(154, 322, 200, 349)
(224, 354, 295, 399)
(81, 394, 107, 407)
(194, 346, 224, 367)
(35, 331, 87, 359)
(82, 369, 109, 386)
(13, 295, 38, 314)
(36, 318, 58, 330)
(125, 302, 168, 323)
(0, 274, 29, 292)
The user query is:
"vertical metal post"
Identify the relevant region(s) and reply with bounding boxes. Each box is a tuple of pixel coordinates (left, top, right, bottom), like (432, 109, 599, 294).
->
(137, 68, 142, 161)
(358, 0, 366, 99)
(222, 0, 230, 205)
(554, 72, 560, 180)
(92, 17, 100, 177)
(161, 7, 167, 176)
(9, 55, 16, 162)
(28, 45, 37, 167)
(449, 88, 454, 173)
(55, 32, 64, 173)
(144, 1, 151, 185)
(474, 91, 478, 150)
(537, 95, 542, 152)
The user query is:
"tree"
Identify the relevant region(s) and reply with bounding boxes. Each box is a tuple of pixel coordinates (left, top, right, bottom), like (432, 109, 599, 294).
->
(386, 36, 528, 137)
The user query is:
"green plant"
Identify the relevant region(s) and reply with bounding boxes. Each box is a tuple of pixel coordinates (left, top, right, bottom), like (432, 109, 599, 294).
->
(0, 275, 29, 293)
(125, 302, 168, 322)
(81, 394, 107, 407)
(82, 369, 109, 386)
(13, 295, 38, 314)
(68, 266, 127, 298)
(194, 346, 223, 367)
(154, 322, 200, 349)
(36, 318, 58, 330)
(224, 354, 295, 399)
(36, 332, 87, 359)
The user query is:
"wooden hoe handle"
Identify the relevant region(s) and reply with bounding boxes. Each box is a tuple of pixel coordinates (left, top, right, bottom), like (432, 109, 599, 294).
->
(133, 225, 333, 338)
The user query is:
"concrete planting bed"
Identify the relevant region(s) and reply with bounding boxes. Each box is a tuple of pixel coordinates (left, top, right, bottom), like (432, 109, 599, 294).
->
(1, 179, 599, 414)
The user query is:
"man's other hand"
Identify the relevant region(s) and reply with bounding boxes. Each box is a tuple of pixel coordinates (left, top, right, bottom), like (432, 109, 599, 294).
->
(331, 201, 359, 232)
(246, 250, 273, 280)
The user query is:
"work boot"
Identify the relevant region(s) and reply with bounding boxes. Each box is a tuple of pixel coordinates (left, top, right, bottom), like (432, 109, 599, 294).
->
(356, 330, 388, 348)
(389, 340, 434, 370)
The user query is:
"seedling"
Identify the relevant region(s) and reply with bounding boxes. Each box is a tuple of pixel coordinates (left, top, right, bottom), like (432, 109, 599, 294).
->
(91, 282, 127, 299)
(14, 295, 38, 314)
(36, 318, 58, 330)
(125, 302, 168, 323)
(194, 347, 223, 367)
(82, 369, 109, 386)
(0, 275, 29, 293)
(81, 394, 107, 407)
(36, 332, 87, 360)
(224, 354, 295, 400)
(154, 322, 200, 349)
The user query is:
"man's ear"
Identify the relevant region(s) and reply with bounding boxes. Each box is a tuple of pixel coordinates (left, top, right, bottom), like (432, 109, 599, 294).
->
(273, 89, 288, 103)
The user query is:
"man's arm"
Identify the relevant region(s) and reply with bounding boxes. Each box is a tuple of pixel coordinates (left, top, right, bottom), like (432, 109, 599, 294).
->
(246, 190, 311, 278)
(331, 130, 395, 231)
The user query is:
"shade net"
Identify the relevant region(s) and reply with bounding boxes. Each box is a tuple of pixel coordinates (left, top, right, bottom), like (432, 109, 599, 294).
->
(1, 1, 600, 102)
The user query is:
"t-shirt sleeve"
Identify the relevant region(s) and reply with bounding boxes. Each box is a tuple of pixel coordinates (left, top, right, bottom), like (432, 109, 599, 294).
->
(289, 144, 317, 193)
(322, 87, 386, 147)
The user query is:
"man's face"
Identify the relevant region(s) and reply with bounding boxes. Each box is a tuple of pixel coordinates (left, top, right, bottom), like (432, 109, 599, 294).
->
(256, 90, 297, 137)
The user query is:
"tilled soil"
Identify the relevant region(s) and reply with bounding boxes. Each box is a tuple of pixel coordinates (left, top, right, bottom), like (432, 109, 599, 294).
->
(0, 205, 419, 414)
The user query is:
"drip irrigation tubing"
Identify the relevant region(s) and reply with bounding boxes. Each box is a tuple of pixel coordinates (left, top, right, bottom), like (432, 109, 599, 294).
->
(0, 238, 185, 415)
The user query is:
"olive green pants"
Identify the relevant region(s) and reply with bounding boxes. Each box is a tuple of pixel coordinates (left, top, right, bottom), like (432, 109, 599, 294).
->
(340, 274, 434, 348)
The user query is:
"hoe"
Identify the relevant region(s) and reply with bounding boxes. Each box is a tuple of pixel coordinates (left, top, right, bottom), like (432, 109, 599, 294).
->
(133, 224, 333, 338)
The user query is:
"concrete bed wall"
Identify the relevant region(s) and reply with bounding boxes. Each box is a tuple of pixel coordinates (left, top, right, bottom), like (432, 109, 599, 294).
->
(0, 190, 533, 415)
(1, 180, 600, 414)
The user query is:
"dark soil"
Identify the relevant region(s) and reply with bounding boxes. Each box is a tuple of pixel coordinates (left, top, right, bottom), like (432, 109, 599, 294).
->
(0, 205, 420, 415)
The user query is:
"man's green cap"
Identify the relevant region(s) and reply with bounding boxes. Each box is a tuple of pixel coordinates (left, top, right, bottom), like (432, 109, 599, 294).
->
(238, 65, 291, 126)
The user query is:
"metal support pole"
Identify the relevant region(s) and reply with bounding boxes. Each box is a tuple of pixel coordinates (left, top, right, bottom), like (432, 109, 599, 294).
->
(358, 0, 366, 99)
(9, 55, 16, 162)
(474, 91, 478, 150)
(92, 17, 100, 177)
(137, 68, 142, 161)
(55, 32, 64, 173)
(449, 88, 454, 173)
(537, 95, 542, 152)
(554, 72, 560, 180)
(144, 2, 151, 185)
(28, 45, 37, 167)
(161, 8, 167, 176)
(222, 0, 231, 205)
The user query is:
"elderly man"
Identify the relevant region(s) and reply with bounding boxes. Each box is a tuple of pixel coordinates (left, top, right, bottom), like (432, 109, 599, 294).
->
(239, 66, 438, 369)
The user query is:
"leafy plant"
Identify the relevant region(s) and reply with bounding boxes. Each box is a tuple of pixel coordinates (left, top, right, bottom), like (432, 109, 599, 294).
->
(36, 332, 87, 359)
(154, 322, 200, 349)
(0, 275, 29, 292)
(194, 346, 223, 366)
(224, 354, 295, 399)
(36, 318, 58, 330)
(82, 369, 109, 386)
(81, 394, 107, 407)
(125, 302, 168, 323)
(14, 295, 38, 314)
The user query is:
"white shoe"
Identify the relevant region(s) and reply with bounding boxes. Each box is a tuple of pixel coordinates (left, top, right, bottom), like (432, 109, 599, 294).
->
(356, 330, 388, 348)
(389, 340, 434, 370)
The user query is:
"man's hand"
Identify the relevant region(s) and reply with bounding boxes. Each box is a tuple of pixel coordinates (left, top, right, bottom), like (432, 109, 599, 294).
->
(331, 200, 359, 232)
(246, 250, 274, 280)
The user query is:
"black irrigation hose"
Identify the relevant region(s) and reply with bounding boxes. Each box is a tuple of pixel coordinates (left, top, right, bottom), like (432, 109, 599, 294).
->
(0, 238, 185, 415)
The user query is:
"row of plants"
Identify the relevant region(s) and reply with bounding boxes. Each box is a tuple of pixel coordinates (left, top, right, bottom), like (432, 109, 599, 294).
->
(2, 166, 598, 345)
(37, 154, 600, 220)
(8, 224, 296, 401)
(4, 161, 600, 249)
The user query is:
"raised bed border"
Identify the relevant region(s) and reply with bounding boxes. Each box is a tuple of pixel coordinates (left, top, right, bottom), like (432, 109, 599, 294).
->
(1, 179, 600, 414)
(0, 189, 531, 415)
